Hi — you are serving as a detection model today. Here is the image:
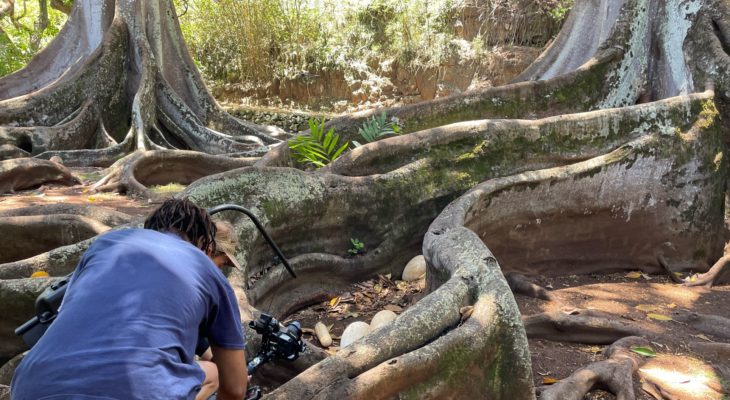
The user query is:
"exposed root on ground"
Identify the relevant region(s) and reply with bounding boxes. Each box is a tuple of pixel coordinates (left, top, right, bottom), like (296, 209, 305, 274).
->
(0, 215, 110, 264)
(0, 240, 92, 280)
(538, 336, 651, 400)
(683, 252, 730, 288)
(670, 309, 730, 340)
(0, 158, 79, 195)
(656, 254, 686, 284)
(689, 342, 730, 360)
(506, 272, 556, 301)
(91, 150, 256, 197)
(524, 309, 648, 344)
(0, 204, 133, 227)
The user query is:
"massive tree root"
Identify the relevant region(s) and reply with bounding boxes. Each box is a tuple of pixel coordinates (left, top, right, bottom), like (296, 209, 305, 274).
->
(506, 272, 556, 301)
(0, 81, 726, 394)
(683, 250, 730, 287)
(537, 336, 651, 400)
(524, 310, 648, 344)
(671, 309, 730, 340)
(0, 0, 282, 170)
(2, 0, 730, 397)
(0, 204, 133, 227)
(0, 215, 110, 264)
(0, 158, 78, 194)
(90, 150, 257, 197)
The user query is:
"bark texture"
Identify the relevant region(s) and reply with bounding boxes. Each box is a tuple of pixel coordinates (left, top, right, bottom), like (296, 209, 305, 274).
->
(2, 0, 730, 398)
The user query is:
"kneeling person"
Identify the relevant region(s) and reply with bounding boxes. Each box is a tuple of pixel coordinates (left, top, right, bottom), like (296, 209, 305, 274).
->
(11, 198, 247, 400)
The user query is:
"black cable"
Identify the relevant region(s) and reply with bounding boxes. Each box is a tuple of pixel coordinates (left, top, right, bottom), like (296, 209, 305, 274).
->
(208, 204, 296, 278)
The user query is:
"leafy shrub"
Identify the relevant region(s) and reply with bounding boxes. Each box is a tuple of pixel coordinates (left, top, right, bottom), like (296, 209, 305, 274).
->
(353, 111, 402, 147)
(177, 0, 337, 83)
(289, 118, 349, 168)
(0, 1, 67, 77)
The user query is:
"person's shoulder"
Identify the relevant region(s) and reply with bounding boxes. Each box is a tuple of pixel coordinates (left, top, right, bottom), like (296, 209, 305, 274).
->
(102, 228, 190, 243)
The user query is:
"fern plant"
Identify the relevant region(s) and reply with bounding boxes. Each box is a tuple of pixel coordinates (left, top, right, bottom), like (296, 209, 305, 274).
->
(289, 118, 349, 168)
(353, 111, 402, 147)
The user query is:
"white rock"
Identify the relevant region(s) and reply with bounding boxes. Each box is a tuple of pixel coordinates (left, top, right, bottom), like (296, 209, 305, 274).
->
(340, 321, 370, 348)
(314, 321, 332, 347)
(369, 310, 397, 332)
(402, 255, 426, 281)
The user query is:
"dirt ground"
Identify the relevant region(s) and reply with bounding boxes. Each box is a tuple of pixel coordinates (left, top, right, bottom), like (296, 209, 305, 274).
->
(288, 271, 730, 399)
(3, 171, 729, 399)
(0, 167, 159, 218)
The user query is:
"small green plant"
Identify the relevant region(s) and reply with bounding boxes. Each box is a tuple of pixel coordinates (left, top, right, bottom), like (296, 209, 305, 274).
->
(289, 118, 349, 168)
(348, 238, 365, 256)
(353, 111, 402, 147)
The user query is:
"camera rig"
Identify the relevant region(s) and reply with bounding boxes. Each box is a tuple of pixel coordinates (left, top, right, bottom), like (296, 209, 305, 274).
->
(247, 313, 306, 375)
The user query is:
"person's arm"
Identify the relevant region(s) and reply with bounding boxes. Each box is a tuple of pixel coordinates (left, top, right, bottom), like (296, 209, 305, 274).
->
(199, 347, 213, 362)
(210, 346, 247, 400)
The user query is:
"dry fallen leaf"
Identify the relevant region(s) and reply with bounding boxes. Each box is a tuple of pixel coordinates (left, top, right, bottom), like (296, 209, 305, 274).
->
(542, 377, 559, 385)
(580, 346, 602, 354)
(625, 271, 642, 279)
(666, 303, 677, 309)
(635, 304, 660, 312)
(693, 334, 712, 341)
(330, 296, 340, 307)
(459, 306, 474, 323)
(30, 271, 50, 278)
(647, 313, 673, 321)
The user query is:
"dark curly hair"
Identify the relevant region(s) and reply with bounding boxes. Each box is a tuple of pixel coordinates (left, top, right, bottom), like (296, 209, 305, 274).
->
(144, 198, 217, 253)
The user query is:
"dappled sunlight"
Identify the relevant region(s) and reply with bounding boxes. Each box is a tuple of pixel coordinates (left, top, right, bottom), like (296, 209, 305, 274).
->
(640, 355, 725, 400)
(581, 299, 630, 315)
(558, 281, 702, 310)
(0, 194, 70, 211)
(644, 283, 703, 308)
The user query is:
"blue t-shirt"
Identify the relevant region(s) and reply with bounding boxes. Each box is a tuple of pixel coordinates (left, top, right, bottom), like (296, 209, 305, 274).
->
(11, 229, 246, 400)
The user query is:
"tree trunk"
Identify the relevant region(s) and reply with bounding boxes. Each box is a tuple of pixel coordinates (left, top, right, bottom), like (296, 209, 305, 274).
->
(2, 0, 730, 398)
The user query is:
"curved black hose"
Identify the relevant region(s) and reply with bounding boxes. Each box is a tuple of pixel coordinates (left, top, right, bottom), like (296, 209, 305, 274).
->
(208, 204, 296, 278)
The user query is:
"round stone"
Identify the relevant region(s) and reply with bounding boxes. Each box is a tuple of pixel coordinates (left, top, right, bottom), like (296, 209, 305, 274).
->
(340, 321, 370, 348)
(402, 255, 426, 281)
(369, 310, 397, 332)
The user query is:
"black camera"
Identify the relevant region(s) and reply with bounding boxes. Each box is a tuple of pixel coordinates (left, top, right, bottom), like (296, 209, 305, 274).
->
(246, 313, 306, 375)
(15, 276, 70, 347)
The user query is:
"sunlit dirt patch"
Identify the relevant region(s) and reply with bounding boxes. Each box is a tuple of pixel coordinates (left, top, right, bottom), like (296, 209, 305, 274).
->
(640, 354, 727, 399)
(517, 272, 730, 393)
